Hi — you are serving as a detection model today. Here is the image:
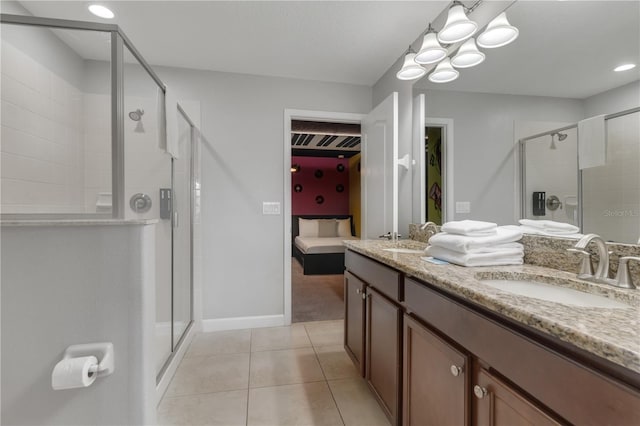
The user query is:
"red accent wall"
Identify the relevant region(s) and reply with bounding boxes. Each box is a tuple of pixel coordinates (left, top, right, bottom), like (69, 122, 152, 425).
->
(292, 156, 349, 215)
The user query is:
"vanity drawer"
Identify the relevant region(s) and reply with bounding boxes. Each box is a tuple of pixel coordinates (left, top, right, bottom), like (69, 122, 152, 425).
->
(346, 250, 402, 301)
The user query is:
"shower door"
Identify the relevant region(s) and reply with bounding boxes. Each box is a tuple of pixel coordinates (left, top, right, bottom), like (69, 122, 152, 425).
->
(172, 107, 194, 349)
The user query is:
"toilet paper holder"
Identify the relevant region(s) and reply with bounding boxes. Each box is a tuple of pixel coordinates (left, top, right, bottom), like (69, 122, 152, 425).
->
(60, 342, 115, 378)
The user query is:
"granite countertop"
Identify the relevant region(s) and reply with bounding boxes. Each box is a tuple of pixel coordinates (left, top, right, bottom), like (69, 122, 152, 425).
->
(344, 239, 640, 375)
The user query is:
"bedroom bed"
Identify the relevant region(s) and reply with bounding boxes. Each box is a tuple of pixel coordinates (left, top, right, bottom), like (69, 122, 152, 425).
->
(292, 215, 359, 275)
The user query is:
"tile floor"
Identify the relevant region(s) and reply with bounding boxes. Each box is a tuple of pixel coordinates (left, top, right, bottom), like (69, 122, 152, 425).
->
(158, 320, 390, 426)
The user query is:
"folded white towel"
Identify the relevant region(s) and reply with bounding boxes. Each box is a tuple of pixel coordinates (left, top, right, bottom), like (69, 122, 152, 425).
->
(450, 242, 524, 254)
(516, 225, 583, 240)
(441, 220, 497, 236)
(578, 114, 606, 169)
(425, 246, 523, 267)
(519, 219, 580, 234)
(428, 226, 523, 253)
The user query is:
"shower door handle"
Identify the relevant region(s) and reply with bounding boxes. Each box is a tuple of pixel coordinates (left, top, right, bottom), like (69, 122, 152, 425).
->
(173, 211, 179, 228)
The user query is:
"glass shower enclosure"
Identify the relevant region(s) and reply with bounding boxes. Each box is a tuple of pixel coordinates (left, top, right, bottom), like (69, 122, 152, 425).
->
(0, 13, 196, 379)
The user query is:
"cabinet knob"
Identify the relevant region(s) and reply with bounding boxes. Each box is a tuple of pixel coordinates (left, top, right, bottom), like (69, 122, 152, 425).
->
(450, 365, 462, 377)
(473, 385, 488, 399)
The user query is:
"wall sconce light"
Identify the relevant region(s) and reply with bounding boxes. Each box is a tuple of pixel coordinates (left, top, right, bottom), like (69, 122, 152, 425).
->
(437, 1, 478, 44)
(428, 58, 459, 83)
(477, 12, 519, 48)
(415, 24, 448, 65)
(396, 46, 427, 81)
(451, 38, 485, 68)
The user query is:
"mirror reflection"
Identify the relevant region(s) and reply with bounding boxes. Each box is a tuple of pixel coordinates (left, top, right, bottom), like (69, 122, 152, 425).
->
(413, 0, 640, 243)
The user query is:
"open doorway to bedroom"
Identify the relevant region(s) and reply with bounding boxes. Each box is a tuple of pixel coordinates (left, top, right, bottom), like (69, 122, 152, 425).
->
(289, 119, 361, 323)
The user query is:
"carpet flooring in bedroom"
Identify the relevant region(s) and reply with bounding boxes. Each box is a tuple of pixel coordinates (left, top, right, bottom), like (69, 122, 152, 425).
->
(292, 258, 345, 323)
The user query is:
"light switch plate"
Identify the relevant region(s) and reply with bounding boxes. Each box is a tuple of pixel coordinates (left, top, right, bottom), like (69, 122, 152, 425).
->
(455, 201, 471, 214)
(262, 202, 281, 215)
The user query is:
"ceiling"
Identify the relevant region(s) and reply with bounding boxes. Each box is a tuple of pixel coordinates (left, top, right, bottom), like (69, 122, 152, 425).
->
(15, 0, 449, 86)
(415, 0, 640, 99)
(291, 120, 361, 158)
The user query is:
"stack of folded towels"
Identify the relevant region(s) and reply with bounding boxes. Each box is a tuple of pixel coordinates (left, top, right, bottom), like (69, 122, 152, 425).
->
(516, 219, 582, 238)
(425, 220, 524, 267)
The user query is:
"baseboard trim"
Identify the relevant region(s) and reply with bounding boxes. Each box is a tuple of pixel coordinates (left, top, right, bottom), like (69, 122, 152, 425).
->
(201, 314, 285, 332)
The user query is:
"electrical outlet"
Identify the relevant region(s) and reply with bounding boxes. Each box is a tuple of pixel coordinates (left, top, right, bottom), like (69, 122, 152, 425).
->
(262, 202, 281, 215)
(455, 201, 471, 214)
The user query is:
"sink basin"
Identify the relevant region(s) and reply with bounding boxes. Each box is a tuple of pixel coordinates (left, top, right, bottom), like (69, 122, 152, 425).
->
(479, 279, 631, 309)
(383, 248, 425, 254)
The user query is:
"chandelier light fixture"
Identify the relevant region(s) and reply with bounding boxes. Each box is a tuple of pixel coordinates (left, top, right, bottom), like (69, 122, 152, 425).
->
(395, 1, 519, 83)
(396, 46, 427, 81)
(477, 12, 519, 48)
(415, 24, 448, 65)
(437, 1, 478, 44)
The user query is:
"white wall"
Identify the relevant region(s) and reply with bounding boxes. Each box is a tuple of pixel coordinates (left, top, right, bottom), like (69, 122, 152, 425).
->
(1, 223, 157, 425)
(416, 89, 585, 225)
(584, 80, 640, 117)
(153, 65, 372, 322)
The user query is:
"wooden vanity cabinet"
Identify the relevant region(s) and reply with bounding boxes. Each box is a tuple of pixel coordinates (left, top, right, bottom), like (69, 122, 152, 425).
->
(344, 271, 365, 375)
(473, 368, 560, 426)
(345, 250, 403, 425)
(403, 314, 470, 426)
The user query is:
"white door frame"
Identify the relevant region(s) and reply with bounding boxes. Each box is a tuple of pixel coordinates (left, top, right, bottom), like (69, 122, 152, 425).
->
(423, 117, 455, 223)
(283, 109, 366, 325)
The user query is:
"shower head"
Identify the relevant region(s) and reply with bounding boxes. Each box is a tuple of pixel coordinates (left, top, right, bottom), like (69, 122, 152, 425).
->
(557, 132, 568, 141)
(549, 132, 568, 149)
(128, 109, 144, 121)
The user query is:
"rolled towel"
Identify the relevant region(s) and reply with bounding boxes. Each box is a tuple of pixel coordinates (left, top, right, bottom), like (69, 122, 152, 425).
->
(425, 246, 523, 267)
(519, 219, 580, 234)
(441, 220, 497, 236)
(428, 226, 523, 253)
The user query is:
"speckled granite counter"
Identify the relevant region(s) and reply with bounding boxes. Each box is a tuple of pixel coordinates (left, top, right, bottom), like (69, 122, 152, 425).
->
(344, 239, 640, 375)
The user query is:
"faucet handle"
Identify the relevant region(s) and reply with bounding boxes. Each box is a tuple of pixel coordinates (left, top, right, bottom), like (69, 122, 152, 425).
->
(567, 248, 594, 277)
(614, 256, 640, 289)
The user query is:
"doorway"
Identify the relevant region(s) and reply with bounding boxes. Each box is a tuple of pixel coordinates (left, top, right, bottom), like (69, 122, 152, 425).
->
(425, 126, 443, 224)
(283, 110, 365, 325)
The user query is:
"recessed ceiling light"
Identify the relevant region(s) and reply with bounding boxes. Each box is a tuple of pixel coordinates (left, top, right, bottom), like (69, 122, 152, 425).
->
(88, 4, 114, 19)
(614, 63, 636, 72)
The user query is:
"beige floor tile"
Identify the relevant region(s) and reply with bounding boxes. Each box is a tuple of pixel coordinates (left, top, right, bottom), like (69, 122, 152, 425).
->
(158, 389, 248, 426)
(328, 378, 390, 426)
(186, 329, 251, 358)
(166, 353, 250, 397)
(305, 320, 344, 347)
(247, 382, 343, 426)
(251, 323, 311, 351)
(314, 345, 360, 380)
(250, 347, 325, 388)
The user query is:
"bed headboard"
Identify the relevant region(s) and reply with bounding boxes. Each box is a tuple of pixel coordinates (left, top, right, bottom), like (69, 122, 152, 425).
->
(292, 215, 355, 243)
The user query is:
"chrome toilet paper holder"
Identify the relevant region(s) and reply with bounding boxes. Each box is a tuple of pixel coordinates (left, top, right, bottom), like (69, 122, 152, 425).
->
(61, 342, 115, 378)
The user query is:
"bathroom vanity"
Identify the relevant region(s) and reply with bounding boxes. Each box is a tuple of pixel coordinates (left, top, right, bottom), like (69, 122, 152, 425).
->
(343, 240, 640, 426)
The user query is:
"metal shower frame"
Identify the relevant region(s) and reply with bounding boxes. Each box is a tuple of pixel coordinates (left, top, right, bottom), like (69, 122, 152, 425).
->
(0, 13, 167, 219)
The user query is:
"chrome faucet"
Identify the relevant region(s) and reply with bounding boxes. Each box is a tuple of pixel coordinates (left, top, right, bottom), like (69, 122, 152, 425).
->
(567, 234, 640, 289)
(420, 221, 439, 240)
(570, 234, 610, 281)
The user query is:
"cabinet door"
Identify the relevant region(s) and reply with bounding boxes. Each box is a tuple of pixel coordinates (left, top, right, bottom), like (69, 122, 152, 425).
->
(344, 271, 366, 376)
(366, 286, 402, 425)
(403, 315, 469, 426)
(473, 368, 561, 426)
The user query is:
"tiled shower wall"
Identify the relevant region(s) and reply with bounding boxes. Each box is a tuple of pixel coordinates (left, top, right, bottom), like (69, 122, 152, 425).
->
(1, 39, 86, 213)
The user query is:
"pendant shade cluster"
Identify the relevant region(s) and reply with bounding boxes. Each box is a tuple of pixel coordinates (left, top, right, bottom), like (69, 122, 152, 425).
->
(396, 2, 519, 83)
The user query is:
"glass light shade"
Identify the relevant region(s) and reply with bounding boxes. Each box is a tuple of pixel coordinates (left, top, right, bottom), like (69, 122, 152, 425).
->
(88, 4, 115, 19)
(451, 38, 485, 68)
(396, 52, 427, 80)
(477, 13, 519, 48)
(415, 32, 448, 65)
(428, 58, 459, 83)
(438, 4, 478, 44)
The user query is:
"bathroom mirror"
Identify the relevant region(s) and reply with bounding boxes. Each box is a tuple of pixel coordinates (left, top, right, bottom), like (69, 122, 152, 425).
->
(412, 0, 640, 243)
